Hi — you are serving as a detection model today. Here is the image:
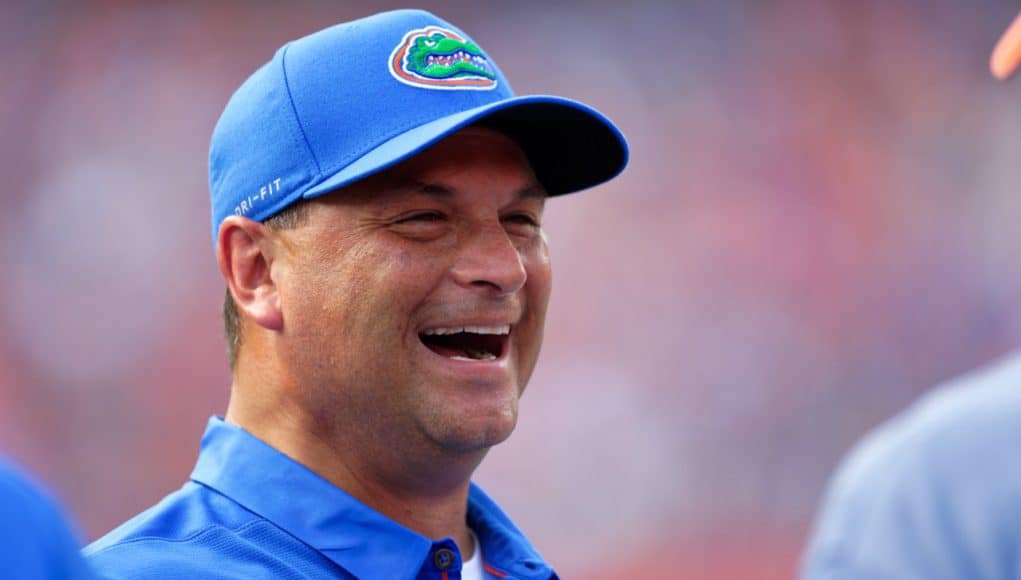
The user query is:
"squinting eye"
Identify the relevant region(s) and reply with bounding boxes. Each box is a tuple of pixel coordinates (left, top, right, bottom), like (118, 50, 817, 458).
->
(398, 212, 445, 223)
(504, 214, 540, 227)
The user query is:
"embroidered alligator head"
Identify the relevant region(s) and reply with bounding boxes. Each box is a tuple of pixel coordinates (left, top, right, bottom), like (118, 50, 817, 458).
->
(389, 26, 498, 90)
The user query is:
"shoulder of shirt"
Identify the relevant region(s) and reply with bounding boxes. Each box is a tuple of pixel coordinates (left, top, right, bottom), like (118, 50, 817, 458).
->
(84, 481, 269, 575)
(85, 480, 259, 551)
(834, 353, 1021, 493)
(84, 481, 353, 579)
(802, 353, 1021, 578)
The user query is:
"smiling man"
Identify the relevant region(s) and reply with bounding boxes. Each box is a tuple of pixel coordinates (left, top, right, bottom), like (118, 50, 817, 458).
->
(84, 9, 626, 580)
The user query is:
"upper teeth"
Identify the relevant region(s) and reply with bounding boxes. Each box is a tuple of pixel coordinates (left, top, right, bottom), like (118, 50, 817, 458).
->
(422, 325, 510, 336)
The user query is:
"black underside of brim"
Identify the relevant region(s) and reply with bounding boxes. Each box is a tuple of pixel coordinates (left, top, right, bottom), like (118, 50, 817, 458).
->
(475, 102, 627, 196)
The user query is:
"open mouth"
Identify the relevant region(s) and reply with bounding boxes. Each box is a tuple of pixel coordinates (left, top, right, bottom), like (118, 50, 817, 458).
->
(419, 325, 509, 361)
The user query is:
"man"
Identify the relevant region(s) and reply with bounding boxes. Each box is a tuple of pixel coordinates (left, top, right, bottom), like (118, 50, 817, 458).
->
(800, 16, 1021, 579)
(84, 9, 627, 580)
(0, 457, 94, 579)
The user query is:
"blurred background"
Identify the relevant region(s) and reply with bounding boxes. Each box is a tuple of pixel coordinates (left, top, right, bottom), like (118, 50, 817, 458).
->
(4, 0, 1021, 577)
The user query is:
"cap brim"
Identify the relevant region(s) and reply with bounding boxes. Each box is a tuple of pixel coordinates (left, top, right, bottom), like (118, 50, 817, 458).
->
(301, 95, 628, 200)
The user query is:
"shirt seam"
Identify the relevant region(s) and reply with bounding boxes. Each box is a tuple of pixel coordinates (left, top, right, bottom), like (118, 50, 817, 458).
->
(188, 478, 367, 574)
(86, 519, 266, 558)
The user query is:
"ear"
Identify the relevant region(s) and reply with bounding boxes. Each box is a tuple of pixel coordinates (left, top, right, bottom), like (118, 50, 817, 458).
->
(216, 216, 284, 332)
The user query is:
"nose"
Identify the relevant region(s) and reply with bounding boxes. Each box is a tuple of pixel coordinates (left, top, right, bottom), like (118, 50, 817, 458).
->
(451, 223, 527, 295)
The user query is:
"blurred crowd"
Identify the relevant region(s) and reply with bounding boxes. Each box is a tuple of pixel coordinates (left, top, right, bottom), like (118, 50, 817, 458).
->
(5, 1, 1021, 577)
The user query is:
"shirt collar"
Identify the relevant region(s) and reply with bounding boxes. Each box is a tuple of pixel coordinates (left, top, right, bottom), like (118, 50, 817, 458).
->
(190, 417, 555, 580)
(467, 484, 555, 579)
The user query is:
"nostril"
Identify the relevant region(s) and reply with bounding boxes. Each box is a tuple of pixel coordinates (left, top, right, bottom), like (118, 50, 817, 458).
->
(454, 249, 527, 295)
(448, 224, 528, 293)
(470, 279, 508, 292)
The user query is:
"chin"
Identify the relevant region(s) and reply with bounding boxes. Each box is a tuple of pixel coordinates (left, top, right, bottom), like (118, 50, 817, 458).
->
(429, 408, 518, 453)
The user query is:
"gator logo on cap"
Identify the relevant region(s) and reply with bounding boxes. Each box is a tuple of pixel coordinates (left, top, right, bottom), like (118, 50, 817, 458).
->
(389, 26, 498, 90)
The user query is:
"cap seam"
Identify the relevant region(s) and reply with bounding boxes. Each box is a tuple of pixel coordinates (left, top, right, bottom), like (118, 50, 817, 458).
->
(279, 42, 324, 177)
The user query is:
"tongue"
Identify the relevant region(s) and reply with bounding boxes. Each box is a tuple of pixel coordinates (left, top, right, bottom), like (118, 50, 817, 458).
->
(429, 343, 473, 359)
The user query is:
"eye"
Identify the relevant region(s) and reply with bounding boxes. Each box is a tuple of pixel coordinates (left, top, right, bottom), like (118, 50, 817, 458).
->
(389, 211, 450, 240)
(503, 213, 540, 227)
(396, 211, 445, 223)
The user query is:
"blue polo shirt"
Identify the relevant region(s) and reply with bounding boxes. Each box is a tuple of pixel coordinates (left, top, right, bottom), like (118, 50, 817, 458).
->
(85, 417, 556, 580)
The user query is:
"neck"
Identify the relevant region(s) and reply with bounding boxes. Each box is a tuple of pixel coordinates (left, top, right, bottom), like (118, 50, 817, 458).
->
(225, 377, 480, 558)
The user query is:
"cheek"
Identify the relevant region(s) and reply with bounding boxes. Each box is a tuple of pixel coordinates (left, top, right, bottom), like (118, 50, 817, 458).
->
(513, 239, 551, 392)
(523, 234, 553, 308)
(335, 246, 443, 336)
(396, 248, 416, 271)
(283, 244, 382, 338)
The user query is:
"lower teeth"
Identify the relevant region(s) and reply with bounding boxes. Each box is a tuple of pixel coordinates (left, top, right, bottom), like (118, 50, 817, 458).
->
(450, 351, 496, 361)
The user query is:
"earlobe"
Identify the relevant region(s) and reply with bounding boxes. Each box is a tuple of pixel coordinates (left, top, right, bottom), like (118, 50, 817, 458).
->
(216, 217, 284, 332)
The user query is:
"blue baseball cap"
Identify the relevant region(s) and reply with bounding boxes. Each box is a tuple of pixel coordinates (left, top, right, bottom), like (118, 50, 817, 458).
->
(208, 9, 629, 243)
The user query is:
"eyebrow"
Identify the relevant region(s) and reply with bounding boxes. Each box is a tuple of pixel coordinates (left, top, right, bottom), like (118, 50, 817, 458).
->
(402, 180, 548, 201)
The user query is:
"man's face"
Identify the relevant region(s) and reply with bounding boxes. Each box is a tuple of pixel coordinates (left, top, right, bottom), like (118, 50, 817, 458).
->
(273, 127, 551, 457)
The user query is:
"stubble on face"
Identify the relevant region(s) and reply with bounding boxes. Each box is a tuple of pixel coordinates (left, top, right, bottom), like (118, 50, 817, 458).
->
(269, 128, 552, 472)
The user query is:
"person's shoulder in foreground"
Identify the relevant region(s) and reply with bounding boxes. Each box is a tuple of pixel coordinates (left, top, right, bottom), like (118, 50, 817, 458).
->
(0, 456, 94, 579)
(86, 7, 625, 580)
(85, 418, 552, 580)
(801, 353, 1021, 580)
